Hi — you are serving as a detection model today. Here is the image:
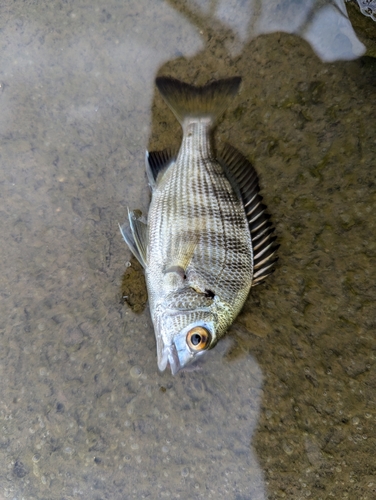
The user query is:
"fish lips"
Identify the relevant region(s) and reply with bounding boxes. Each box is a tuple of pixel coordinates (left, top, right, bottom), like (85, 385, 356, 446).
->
(157, 335, 191, 376)
(157, 338, 202, 375)
(157, 338, 181, 375)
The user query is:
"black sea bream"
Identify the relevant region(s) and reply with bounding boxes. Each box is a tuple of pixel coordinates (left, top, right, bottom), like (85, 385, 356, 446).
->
(120, 76, 278, 374)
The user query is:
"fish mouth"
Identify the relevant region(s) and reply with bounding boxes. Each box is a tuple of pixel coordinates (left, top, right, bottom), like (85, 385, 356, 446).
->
(157, 333, 197, 375)
(154, 311, 214, 375)
(157, 334, 203, 375)
(157, 342, 182, 375)
(154, 316, 183, 375)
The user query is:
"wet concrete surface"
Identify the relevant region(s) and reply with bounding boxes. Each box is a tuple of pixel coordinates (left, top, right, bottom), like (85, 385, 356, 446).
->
(1, 0, 376, 498)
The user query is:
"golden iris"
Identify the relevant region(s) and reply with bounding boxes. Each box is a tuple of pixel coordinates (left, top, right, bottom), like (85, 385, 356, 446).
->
(186, 327, 211, 351)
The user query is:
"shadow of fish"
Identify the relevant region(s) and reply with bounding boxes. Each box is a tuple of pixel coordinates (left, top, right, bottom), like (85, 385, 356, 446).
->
(120, 76, 278, 375)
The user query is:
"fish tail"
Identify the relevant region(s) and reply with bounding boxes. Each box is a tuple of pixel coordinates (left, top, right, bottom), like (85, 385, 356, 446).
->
(155, 76, 241, 128)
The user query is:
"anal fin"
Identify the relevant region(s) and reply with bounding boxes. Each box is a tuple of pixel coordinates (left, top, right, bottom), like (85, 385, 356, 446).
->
(146, 149, 176, 189)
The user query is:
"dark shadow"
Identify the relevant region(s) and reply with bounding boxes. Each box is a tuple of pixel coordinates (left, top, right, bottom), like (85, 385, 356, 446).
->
(144, 1, 376, 498)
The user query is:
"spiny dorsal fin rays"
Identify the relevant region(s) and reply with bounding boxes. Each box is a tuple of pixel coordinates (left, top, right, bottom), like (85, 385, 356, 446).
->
(251, 222, 275, 243)
(252, 268, 276, 286)
(218, 144, 262, 212)
(217, 143, 279, 287)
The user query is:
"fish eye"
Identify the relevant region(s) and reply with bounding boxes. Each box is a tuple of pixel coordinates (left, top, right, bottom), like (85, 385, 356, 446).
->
(186, 327, 211, 352)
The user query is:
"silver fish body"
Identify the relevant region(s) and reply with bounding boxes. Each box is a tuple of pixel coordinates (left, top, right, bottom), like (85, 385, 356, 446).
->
(120, 77, 278, 374)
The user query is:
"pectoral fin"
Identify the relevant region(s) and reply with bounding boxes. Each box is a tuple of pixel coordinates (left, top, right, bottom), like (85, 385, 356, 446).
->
(119, 209, 148, 268)
(164, 234, 199, 278)
(164, 265, 186, 280)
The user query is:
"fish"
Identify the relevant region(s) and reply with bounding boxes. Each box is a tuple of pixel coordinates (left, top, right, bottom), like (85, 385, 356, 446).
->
(120, 76, 278, 375)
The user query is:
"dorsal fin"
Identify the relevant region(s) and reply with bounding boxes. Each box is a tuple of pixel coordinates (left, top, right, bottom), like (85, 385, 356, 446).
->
(218, 143, 261, 209)
(218, 144, 279, 286)
(146, 149, 176, 189)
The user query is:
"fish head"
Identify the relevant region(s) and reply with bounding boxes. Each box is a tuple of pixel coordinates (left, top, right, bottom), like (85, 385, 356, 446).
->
(152, 288, 223, 375)
(151, 285, 234, 374)
(153, 305, 219, 375)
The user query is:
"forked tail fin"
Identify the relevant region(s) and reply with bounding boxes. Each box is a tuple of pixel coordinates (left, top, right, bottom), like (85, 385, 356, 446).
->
(155, 76, 241, 128)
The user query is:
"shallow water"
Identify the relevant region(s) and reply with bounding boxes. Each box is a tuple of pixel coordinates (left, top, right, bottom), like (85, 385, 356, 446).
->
(1, 1, 376, 499)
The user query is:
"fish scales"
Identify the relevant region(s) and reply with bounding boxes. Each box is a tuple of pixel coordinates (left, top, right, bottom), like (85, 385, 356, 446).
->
(120, 76, 278, 374)
(148, 122, 252, 307)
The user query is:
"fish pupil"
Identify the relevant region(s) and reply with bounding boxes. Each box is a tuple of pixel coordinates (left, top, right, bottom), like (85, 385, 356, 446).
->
(191, 333, 201, 345)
